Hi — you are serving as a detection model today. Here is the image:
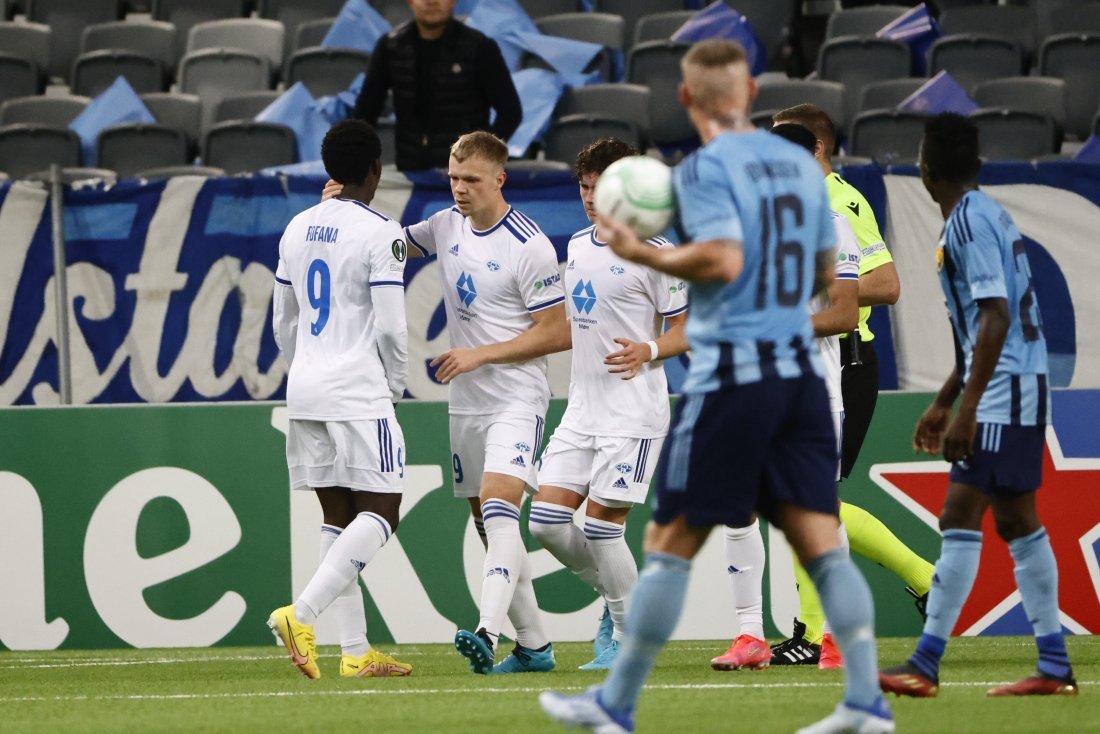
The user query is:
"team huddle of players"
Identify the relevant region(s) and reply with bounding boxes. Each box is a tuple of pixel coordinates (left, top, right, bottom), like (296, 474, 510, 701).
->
(265, 38, 1076, 734)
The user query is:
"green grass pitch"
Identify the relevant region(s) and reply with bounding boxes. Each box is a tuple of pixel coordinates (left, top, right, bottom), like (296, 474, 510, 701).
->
(3, 637, 1098, 733)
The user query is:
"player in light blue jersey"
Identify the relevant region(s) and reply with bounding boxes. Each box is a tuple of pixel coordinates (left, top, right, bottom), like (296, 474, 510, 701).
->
(539, 40, 892, 734)
(880, 114, 1076, 699)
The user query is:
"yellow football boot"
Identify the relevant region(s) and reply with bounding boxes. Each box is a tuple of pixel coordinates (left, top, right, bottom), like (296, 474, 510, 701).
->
(340, 648, 413, 677)
(267, 604, 319, 679)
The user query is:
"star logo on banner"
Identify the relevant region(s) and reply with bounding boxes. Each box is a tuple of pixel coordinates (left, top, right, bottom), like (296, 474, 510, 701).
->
(869, 428, 1100, 636)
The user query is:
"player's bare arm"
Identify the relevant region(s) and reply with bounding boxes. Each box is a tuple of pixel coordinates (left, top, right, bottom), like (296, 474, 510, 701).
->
(430, 303, 570, 383)
(812, 248, 836, 296)
(858, 260, 901, 306)
(605, 312, 688, 380)
(811, 277, 858, 338)
(597, 213, 742, 283)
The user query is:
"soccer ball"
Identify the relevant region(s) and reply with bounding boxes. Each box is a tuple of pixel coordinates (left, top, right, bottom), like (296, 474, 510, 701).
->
(594, 155, 675, 239)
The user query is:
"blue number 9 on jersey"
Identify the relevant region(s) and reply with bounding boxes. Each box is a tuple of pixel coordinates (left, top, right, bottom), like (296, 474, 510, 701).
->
(307, 258, 331, 336)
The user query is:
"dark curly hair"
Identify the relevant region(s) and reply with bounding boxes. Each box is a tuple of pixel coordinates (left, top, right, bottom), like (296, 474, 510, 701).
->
(322, 119, 382, 185)
(573, 137, 640, 179)
(922, 112, 981, 184)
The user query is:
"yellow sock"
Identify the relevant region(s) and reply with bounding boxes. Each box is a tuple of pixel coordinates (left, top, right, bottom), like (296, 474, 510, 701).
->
(840, 502, 934, 595)
(792, 549, 825, 645)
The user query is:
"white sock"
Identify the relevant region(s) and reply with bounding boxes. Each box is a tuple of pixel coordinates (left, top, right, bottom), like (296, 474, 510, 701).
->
(823, 521, 850, 636)
(724, 521, 765, 640)
(506, 548, 550, 650)
(318, 524, 370, 657)
(296, 512, 391, 626)
(477, 499, 525, 642)
(584, 517, 636, 643)
(528, 501, 601, 590)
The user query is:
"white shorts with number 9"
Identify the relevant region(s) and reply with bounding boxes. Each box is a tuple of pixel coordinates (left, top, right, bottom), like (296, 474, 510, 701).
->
(287, 417, 405, 493)
(449, 412, 545, 497)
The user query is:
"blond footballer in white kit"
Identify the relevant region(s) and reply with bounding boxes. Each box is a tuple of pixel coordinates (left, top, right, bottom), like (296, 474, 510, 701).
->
(526, 138, 689, 671)
(268, 120, 412, 681)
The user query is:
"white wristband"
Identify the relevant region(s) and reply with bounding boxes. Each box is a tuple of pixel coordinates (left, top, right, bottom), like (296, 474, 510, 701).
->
(646, 340, 660, 362)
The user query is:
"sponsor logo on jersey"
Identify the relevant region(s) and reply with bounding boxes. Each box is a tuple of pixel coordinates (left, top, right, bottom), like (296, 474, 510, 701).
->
(456, 272, 477, 307)
(351, 558, 366, 571)
(514, 442, 531, 453)
(486, 260, 501, 271)
(612, 477, 629, 489)
(615, 463, 632, 474)
(669, 281, 686, 294)
(572, 280, 596, 314)
(532, 273, 561, 291)
(727, 565, 741, 574)
(448, 243, 460, 255)
(486, 567, 511, 582)
(510, 454, 526, 467)
(567, 259, 575, 270)
(391, 239, 407, 262)
(609, 265, 625, 275)
(847, 201, 860, 216)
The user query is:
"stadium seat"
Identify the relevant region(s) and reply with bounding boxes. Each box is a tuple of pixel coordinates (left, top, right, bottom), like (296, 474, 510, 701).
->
(826, 5, 909, 39)
(152, 0, 249, 67)
(940, 4, 1037, 61)
(81, 20, 177, 80)
(134, 164, 224, 179)
(732, 0, 798, 71)
(969, 108, 1058, 160)
(71, 51, 164, 97)
(972, 77, 1066, 137)
(1045, 2, 1100, 39)
(849, 109, 927, 164)
(858, 78, 926, 114)
(96, 122, 189, 176)
(257, 0, 344, 60)
(179, 48, 270, 133)
(533, 13, 624, 81)
(927, 35, 1024, 94)
(555, 83, 650, 142)
(817, 36, 910, 132)
(755, 79, 846, 133)
(141, 92, 201, 156)
(633, 11, 694, 47)
(506, 159, 572, 173)
(596, 0, 685, 51)
(517, 0, 578, 20)
(203, 120, 296, 174)
(371, 0, 413, 28)
(26, 0, 123, 81)
(0, 22, 50, 88)
(294, 18, 336, 54)
(0, 55, 40, 107)
(0, 123, 81, 179)
(1039, 33, 1100, 140)
(627, 40, 695, 146)
(0, 94, 88, 126)
(187, 19, 285, 83)
(287, 48, 370, 98)
(544, 114, 641, 164)
(213, 90, 280, 125)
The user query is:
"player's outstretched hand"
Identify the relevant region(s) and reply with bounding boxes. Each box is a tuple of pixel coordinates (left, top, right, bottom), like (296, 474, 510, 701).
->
(912, 402, 950, 455)
(942, 408, 977, 464)
(596, 213, 647, 263)
(431, 348, 484, 384)
(605, 338, 650, 380)
(322, 179, 343, 201)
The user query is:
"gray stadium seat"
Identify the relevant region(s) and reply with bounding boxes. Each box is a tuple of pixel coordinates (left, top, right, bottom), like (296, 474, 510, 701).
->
(1046, 2, 1100, 38)
(26, 0, 123, 80)
(627, 40, 695, 146)
(202, 120, 296, 174)
(0, 55, 40, 107)
(732, 0, 798, 71)
(179, 48, 270, 133)
(1039, 33, 1100, 140)
(0, 123, 81, 179)
(71, 50, 164, 97)
(940, 4, 1037, 61)
(187, 19, 285, 82)
(544, 114, 640, 164)
(0, 22, 50, 88)
(96, 122, 189, 176)
(534, 13, 624, 81)
(0, 94, 88, 126)
(817, 36, 911, 132)
(287, 48, 370, 98)
(633, 11, 694, 46)
(141, 92, 201, 155)
(295, 18, 336, 53)
(972, 77, 1066, 135)
(506, 159, 572, 174)
(849, 109, 928, 164)
(858, 78, 926, 114)
(826, 5, 909, 39)
(213, 90, 281, 124)
(969, 108, 1058, 160)
(135, 164, 224, 179)
(555, 83, 650, 141)
(81, 20, 176, 80)
(152, 0, 249, 67)
(927, 35, 1024, 94)
(257, 0, 344, 60)
(597, 0, 685, 51)
(518, 0, 578, 19)
(755, 79, 846, 132)
(371, 0, 412, 28)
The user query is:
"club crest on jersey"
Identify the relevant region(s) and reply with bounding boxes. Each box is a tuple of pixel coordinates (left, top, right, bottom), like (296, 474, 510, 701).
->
(609, 265, 625, 275)
(456, 272, 477, 307)
(510, 454, 526, 467)
(391, 239, 406, 262)
(486, 260, 501, 271)
(514, 442, 531, 453)
(612, 477, 629, 489)
(572, 280, 596, 314)
(615, 463, 632, 474)
(448, 243, 460, 256)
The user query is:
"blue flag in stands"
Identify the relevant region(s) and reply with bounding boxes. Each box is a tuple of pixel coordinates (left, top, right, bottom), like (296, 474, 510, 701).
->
(898, 71, 978, 115)
(672, 2, 766, 77)
(69, 76, 155, 166)
(466, 0, 539, 70)
(505, 68, 566, 157)
(517, 31, 603, 77)
(323, 0, 391, 53)
(876, 3, 940, 76)
(255, 83, 331, 163)
(1073, 135, 1100, 163)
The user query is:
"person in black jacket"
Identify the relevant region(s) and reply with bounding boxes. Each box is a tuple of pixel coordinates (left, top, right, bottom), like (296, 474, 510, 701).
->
(353, 0, 523, 171)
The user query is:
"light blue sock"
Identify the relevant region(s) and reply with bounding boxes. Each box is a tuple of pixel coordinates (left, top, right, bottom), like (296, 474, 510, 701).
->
(599, 552, 691, 713)
(909, 528, 982, 679)
(1010, 527, 1072, 679)
(806, 547, 884, 714)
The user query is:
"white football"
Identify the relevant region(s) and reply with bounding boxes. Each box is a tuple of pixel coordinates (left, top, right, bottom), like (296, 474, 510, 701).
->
(594, 155, 675, 239)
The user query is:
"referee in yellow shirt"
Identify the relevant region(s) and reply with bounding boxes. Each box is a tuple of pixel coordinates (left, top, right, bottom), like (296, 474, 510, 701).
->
(767, 104, 934, 666)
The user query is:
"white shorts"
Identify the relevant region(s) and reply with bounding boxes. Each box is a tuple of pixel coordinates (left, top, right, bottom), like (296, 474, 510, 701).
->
(287, 417, 405, 493)
(537, 425, 663, 508)
(449, 412, 545, 498)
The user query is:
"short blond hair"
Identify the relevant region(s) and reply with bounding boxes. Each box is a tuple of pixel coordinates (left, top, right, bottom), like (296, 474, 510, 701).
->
(450, 131, 508, 170)
(681, 40, 750, 122)
(682, 39, 747, 70)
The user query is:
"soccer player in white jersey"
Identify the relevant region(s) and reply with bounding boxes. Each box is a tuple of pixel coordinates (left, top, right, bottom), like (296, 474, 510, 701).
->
(268, 120, 413, 680)
(528, 138, 688, 671)
(709, 122, 862, 673)
(402, 132, 572, 674)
